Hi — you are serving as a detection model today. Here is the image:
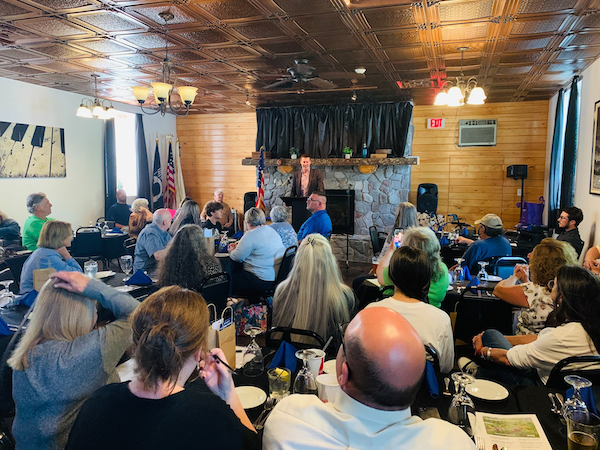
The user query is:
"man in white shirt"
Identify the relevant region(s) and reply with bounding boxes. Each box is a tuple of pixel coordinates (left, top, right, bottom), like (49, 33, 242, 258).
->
(263, 307, 476, 450)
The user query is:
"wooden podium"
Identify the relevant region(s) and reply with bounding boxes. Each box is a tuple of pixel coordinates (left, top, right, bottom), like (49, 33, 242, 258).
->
(281, 197, 311, 232)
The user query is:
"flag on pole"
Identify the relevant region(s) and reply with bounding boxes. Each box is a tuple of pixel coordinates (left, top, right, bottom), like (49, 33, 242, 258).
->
(151, 136, 164, 210)
(255, 146, 265, 211)
(173, 138, 186, 206)
(164, 138, 176, 209)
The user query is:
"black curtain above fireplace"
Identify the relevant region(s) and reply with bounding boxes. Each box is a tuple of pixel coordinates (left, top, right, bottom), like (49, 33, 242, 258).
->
(256, 102, 412, 159)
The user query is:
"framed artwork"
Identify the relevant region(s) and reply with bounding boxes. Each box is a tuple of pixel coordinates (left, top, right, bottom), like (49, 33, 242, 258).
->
(590, 101, 600, 194)
(0, 121, 66, 178)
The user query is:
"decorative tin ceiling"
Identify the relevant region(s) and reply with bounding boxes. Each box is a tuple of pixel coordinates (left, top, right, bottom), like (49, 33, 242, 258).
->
(0, 0, 599, 113)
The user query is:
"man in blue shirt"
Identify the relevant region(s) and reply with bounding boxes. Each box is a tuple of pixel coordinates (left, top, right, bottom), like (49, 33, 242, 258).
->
(456, 213, 512, 275)
(107, 189, 131, 229)
(297, 191, 333, 242)
(133, 209, 172, 273)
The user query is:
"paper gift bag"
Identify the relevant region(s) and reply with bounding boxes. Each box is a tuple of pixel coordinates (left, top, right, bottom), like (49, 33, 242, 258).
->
(211, 306, 235, 365)
(206, 304, 218, 351)
(203, 235, 215, 256)
(33, 268, 56, 292)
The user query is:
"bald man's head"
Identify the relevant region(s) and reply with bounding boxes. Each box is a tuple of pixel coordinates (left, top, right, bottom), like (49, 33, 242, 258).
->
(116, 189, 127, 203)
(153, 209, 172, 231)
(338, 307, 425, 410)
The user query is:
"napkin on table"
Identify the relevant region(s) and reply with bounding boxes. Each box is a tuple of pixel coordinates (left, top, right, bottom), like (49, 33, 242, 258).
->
(424, 361, 439, 398)
(110, 227, 124, 234)
(439, 236, 450, 246)
(18, 290, 37, 308)
(125, 270, 152, 286)
(0, 317, 11, 336)
(268, 341, 298, 373)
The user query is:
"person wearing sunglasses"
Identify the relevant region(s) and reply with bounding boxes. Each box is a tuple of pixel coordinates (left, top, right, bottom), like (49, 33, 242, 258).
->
(263, 307, 476, 450)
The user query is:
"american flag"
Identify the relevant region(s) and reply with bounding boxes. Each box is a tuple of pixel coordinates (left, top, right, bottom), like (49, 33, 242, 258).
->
(164, 139, 176, 209)
(255, 146, 265, 211)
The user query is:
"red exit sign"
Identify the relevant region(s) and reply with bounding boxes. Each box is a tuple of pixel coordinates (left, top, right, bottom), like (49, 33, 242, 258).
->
(427, 118, 445, 129)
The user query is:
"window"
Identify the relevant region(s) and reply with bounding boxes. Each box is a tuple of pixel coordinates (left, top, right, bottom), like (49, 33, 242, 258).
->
(114, 112, 137, 196)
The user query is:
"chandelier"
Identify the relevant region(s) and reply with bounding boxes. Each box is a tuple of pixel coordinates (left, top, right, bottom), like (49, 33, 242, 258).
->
(131, 11, 197, 116)
(434, 47, 487, 107)
(76, 74, 118, 119)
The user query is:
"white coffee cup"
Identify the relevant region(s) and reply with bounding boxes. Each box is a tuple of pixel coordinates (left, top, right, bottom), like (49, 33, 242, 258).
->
(316, 373, 340, 402)
(307, 349, 325, 377)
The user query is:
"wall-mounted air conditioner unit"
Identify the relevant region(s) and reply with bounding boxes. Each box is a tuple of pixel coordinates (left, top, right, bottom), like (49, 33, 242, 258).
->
(458, 119, 497, 147)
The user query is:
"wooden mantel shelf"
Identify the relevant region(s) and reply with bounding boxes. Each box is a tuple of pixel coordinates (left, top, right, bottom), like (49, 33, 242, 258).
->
(241, 156, 419, 167)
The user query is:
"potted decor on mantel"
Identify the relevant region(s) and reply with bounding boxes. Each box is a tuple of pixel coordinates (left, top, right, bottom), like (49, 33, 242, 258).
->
(343, 147, 353, 159)
(289, 147, 300, 159)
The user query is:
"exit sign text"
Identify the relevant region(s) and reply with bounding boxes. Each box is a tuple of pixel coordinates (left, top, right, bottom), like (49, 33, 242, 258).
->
(427, 118, 445, 129)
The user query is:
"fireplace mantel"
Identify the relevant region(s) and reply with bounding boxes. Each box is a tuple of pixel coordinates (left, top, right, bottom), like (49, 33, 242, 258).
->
(241, 156, 418, 167)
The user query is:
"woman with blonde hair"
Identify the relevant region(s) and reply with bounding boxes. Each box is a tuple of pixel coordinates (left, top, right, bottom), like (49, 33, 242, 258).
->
(8, 271, 139, 450)
(272, 233, 355, 347)
(19, 220, 82, 294)
(494, 238, 578, 335)
(128, 198, 153, 238)
(66, 286, 258, 450)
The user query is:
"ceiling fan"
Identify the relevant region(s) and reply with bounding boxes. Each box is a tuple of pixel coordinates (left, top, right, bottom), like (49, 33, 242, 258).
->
(261, 58, 364, 90)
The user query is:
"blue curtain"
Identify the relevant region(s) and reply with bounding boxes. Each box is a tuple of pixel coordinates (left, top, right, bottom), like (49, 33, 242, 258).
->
(560, 77, 581, 209)
(548, 89, 565, 225)
(103, 119, 117, 217)
(135, 114, 151, 202)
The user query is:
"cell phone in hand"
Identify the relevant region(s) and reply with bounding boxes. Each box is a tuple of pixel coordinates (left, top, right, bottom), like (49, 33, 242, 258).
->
(393, 229, 403, 248)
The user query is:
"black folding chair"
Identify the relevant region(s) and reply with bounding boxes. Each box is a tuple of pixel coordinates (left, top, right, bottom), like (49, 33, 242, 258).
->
(265, 326, 325, 350)
(72, 227, 103, 261)
(199, 272, 230, 317)
(489, 256, 528, 279)
(102, 234, 128, 270)
(546, 355, 600, 390)
(369, 226, 386, 257)
(2, 255, 29, 294)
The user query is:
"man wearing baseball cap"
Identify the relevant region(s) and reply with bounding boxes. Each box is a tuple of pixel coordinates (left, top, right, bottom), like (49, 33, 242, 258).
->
(456, 213, 512, 275)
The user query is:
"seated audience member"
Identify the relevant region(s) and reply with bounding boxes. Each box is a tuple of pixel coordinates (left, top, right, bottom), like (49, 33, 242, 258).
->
(106, 189, 131, 229)
(133, 209, 172, 273)
(379, 202, 418, 256)
(128, 198, 153, 238)
(8, 271, 139, 450)
(584, 243, 600, 273)
(556, 206, 584, 257)
(367, 246, 454, 373)
(0, 210, 20, 241)
(202, 201, 224, 233)
(169, 200, 202, 236)
(201, 189, 234, 232)
(157, 225, 222, 292)
(263, 307, 476, 450)
(66, 286, 258, 450)
(455, 213, 512, 275)
(228, 208, 284, 300)
(297, 191, 332, 242)
(462, 266, 600, 386)
(376, 227, 449, 308)
(493, 238, 577, 335)
(20, 221, 82, 294)
(273, 234, 355, 348)
(269, 206, 298, 249)
(23, 192, 54, 251)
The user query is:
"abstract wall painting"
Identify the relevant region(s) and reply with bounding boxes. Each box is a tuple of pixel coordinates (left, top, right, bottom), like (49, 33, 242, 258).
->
(0, 121, 66, 178)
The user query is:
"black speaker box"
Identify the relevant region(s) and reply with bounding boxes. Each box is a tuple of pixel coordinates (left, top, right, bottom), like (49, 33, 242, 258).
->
(416, 183, 438, 214)
(507, 165, 528, 180)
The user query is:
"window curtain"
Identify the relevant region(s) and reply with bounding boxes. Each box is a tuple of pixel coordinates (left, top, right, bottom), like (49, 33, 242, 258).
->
(548, 89, 565, 225)
(135, 114, 151, 202)
(255, 102, 413, 158)
(560, 76, 581, 209)
(103, 118, 117, 217)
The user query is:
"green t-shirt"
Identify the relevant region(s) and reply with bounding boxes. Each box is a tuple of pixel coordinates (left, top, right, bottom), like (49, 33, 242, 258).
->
(23, 215, 54, 250)
(382, 262, 450, 308)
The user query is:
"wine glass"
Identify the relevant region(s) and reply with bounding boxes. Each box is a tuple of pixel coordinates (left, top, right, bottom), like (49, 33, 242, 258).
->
(448, 372, 476, 436)
(293, 350, 318, 395)
(119, 255, 133, 281)
(477, 261, 489, 287)
(242, 327, 264, 377)
(453, 258, 465, 284)
(0, 280, 16, 313)
(562, 375, 593, 421)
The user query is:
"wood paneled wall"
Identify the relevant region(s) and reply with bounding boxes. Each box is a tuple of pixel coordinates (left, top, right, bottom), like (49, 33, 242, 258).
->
(177, 113, 257, 214)
(410, 101, 549, 228)
(177, 101, 549, 230)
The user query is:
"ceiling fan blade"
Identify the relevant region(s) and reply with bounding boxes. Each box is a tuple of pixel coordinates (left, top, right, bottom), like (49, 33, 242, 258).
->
(262, 79, 294, 90)
(308, 77, 338, 89)
(319, 72, 365, 80)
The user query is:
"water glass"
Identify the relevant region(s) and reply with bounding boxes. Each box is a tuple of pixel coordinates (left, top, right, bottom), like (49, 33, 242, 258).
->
(242, 327, 264, 377)
(566, 411, 600, 450)
(293, 350, 318, 395)
(267, 368, 291, 401)
(119, 255, 133, 281)
(84, 260, 98, 279)
(448, 372, 476, 436)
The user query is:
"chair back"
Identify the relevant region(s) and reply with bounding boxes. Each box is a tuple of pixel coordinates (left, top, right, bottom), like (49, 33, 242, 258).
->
(266, 326, 325, 350)
(2, 255, 29, 293)
(425, 344, 440, 374)
(73, 227, 103, 258)
(124, 237, 136, 256)
(369, 226, 381, 255)
(243, 192, 257, 213)
(102, 234, 128, 262)
(546, 355, 600, 390)
(275, 246, 297, 285)
(490, 256, 528, 279)
(200, 272, 230, 317)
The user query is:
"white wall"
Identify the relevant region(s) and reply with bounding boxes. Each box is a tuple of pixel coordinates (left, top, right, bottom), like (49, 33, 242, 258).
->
(0, 77, 177, 231)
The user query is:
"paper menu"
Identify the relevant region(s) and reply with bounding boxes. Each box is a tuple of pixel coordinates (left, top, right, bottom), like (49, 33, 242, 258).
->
(475, 413, 553, 450)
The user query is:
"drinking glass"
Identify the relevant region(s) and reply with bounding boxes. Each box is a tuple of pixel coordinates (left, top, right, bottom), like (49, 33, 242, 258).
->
(84, 260, 98, 279)
(119, 255, 133, 281)
(453, 258, 465, 284)
(293, 350, 318, 395)
(242, 327, 264, 377)
(448, 372, 476, 436)
(0, 280, 16, 313)
(477, 261, 489, 287)
(566, 410, 600, 450)
(267, 367, 291, 401)
(562, 375, 593, 421)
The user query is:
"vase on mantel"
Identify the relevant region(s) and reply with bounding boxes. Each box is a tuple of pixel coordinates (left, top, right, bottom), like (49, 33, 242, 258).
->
(291, 154, 297, 159)
(344, 154, 351, 159)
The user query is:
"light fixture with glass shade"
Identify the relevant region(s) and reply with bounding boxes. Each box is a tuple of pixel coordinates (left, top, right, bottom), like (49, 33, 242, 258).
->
(434, 47, 486, 107)
(131, 11, 198, 116)
(76, 74, 118, 120)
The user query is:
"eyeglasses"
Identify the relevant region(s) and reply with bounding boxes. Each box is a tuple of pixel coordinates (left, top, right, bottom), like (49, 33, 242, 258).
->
(338, 323, 351, 374)
(307, 198, 321, 203)
(547, 279, 556, 290)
